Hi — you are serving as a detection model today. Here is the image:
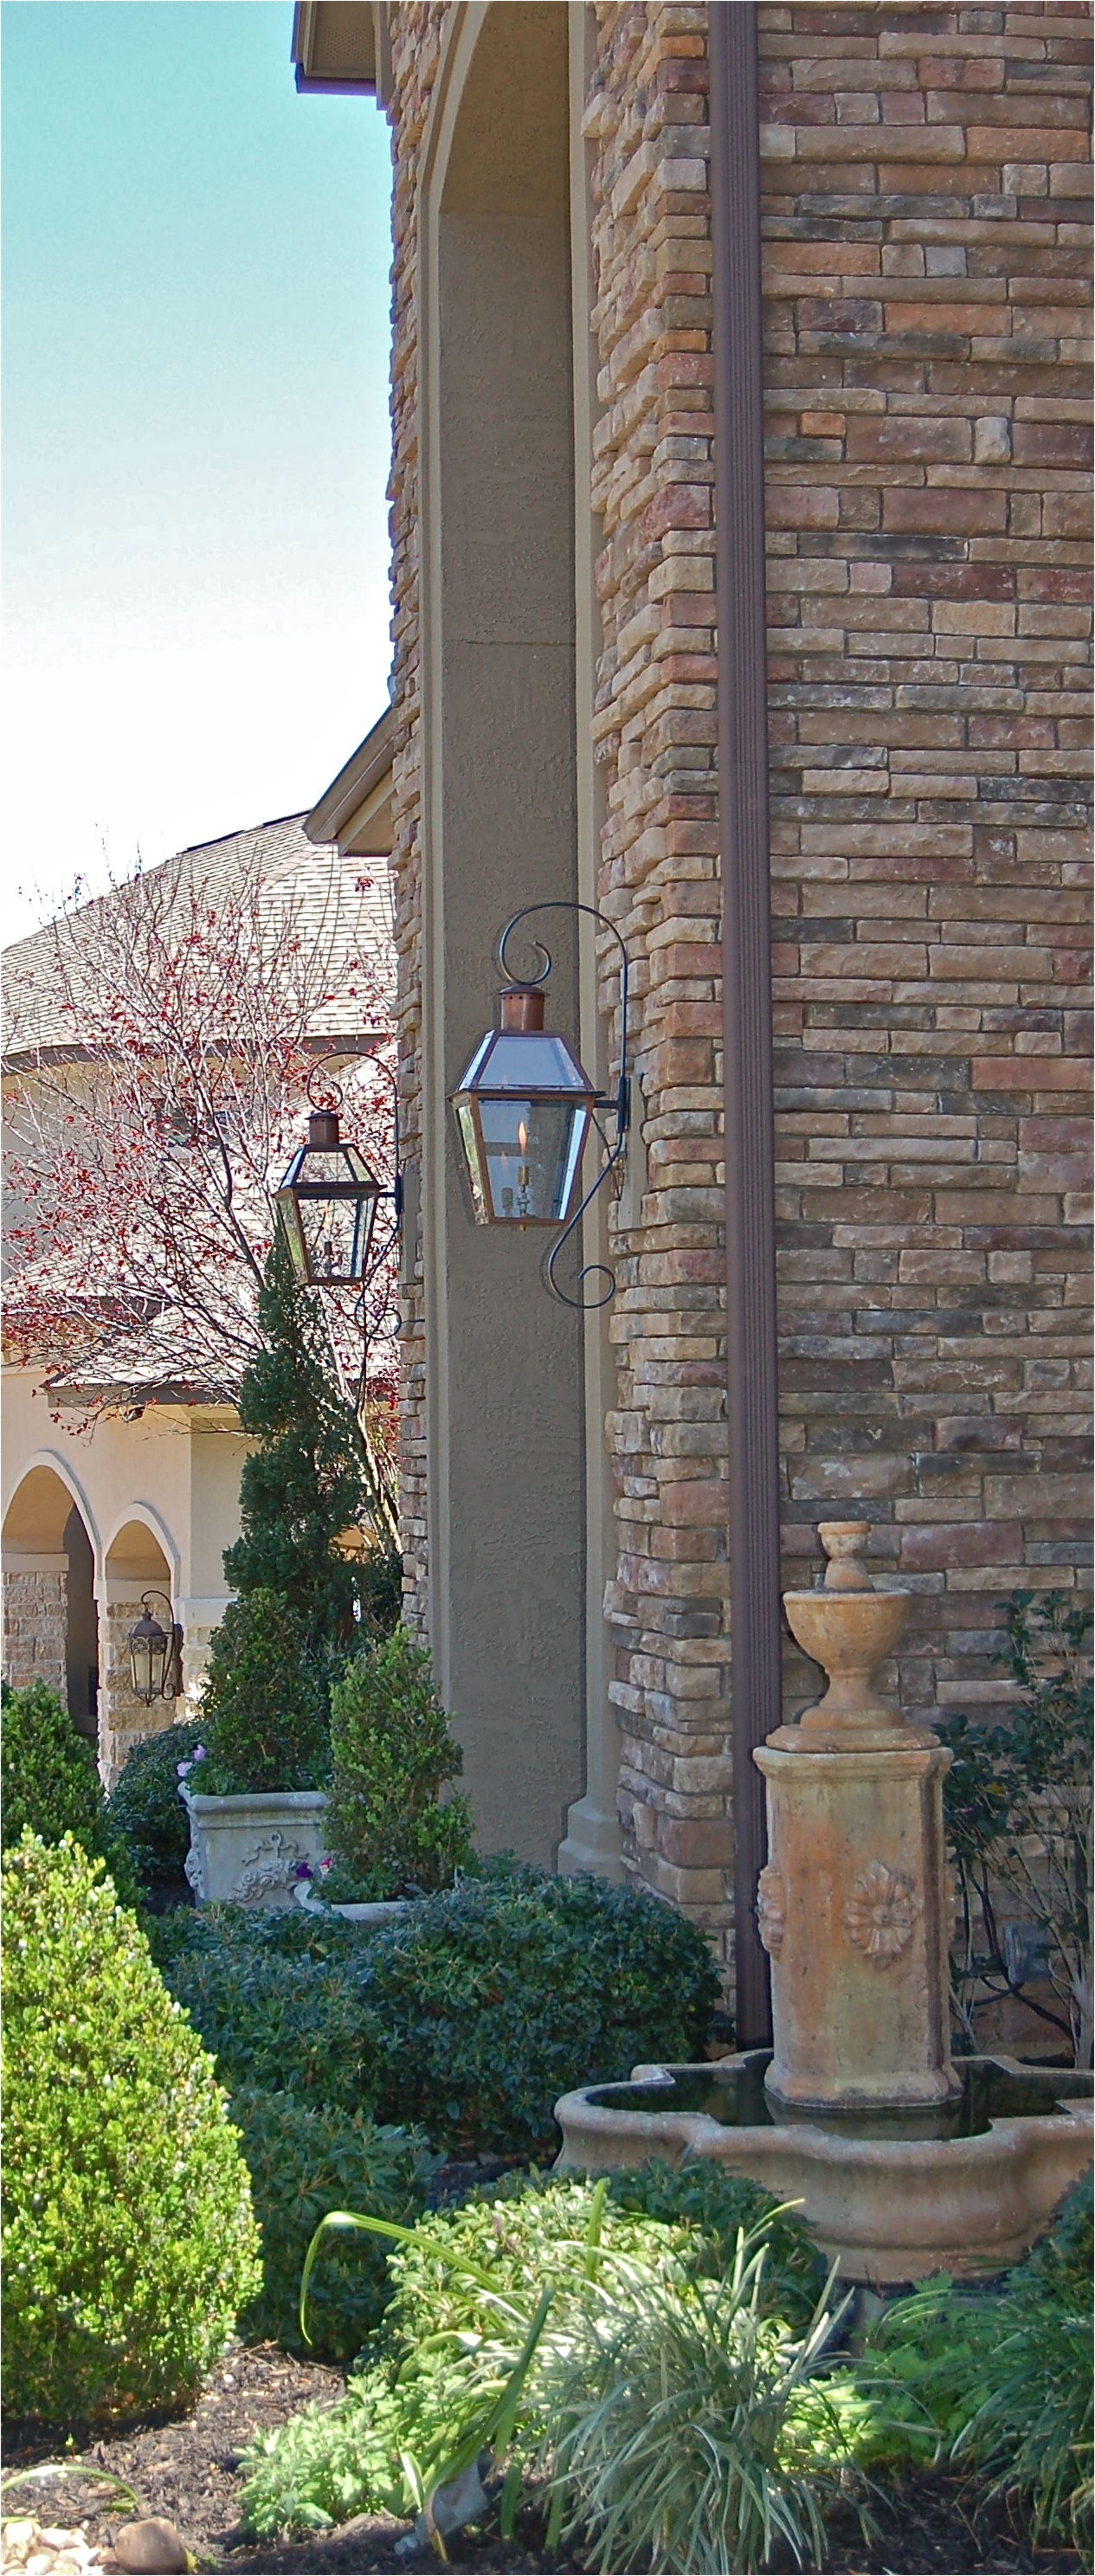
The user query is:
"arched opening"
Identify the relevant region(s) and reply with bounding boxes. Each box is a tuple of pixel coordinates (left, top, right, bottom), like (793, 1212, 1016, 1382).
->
(2, 1465, 100, 1742)
(63, 1507, 99, 1740)
(100, 1517, 180, 1781)
(428, 3, 583, 1864)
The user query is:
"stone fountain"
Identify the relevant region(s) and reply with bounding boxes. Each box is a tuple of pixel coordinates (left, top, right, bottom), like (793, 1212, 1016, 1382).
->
(556, 1523, 1092, 2284)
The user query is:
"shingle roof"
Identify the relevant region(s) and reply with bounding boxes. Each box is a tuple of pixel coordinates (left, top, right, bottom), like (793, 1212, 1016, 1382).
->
(2, 813, 394, 1064)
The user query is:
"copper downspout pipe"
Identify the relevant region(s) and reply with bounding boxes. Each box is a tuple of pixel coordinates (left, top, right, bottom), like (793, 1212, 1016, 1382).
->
(710, 0, 779, 2046)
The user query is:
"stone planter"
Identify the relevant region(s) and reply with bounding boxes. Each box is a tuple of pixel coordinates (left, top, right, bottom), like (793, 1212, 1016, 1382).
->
(183, 1788, 328, 1908)
(292, 1880, 413, 1928)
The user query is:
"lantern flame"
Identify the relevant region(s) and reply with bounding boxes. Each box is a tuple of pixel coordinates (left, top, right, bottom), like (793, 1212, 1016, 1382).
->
(519, 1120, 528, 1155)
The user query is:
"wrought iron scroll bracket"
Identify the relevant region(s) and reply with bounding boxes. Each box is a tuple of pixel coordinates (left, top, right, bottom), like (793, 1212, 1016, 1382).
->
(496, 900, 631, 1311)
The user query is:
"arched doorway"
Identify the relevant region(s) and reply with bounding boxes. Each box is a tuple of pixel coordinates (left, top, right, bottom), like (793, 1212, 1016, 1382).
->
(425, 2, 585, 1864)
(2, 1464, 100, 1743)
(100, 1517, 181, 1783)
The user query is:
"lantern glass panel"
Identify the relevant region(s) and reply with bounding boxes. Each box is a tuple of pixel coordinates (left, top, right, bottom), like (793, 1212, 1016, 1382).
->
(454, 1101, 487, 1223)
(479, 1097, 590, 1224)
(129, 1614, 168, 1703)
(293, 1190, 377, 1285)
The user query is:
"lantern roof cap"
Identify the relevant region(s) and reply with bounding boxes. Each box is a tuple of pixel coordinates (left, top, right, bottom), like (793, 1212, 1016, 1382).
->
(454, 1021, 596, 1098)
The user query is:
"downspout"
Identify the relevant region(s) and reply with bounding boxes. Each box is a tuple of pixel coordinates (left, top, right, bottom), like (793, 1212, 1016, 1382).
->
(710, 1, 780, 2047)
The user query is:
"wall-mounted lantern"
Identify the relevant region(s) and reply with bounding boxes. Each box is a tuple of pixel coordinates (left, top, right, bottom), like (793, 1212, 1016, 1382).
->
(451, 901, 630, 1308)
(127, 1590, 184, 1705)
(274, 1061, 402, 1291)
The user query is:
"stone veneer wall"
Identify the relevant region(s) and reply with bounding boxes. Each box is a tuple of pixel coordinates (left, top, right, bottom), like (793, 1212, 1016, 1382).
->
(758, 0, 1092, 1720)
(381, 0, 1092, 1987)
(2, 1568, 68, 1698)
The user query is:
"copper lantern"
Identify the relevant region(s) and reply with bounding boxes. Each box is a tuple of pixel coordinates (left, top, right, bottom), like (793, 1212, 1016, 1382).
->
(274, 1106, 382, 1286)
(452, 985, 598, 1228)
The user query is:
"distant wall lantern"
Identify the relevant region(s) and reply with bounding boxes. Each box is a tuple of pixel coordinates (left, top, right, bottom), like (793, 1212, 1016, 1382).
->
(451, 902, 630, 1309)
(274, 1061, 402, 1291)
(127, 1590, 184, 1705)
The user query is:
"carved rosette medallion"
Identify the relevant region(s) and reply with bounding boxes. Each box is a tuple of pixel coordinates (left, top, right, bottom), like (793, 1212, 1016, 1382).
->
(843, 1861, 919, 1967)
(756, 1864, 786, 1959)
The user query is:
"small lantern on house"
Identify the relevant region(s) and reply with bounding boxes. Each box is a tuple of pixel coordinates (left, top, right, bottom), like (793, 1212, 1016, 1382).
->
(127, 1591, 184, 1705)
(274, 1061, 403, 1290)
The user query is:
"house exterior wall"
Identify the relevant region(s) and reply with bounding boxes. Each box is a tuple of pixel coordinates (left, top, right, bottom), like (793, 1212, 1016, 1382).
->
(382, 0, 1092, 1988)
(1, 1370, 248, 1780)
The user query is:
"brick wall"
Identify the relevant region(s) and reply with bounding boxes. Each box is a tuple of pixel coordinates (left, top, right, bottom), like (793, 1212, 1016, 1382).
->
(758, 1, 1092, 1728)
(388, 3, 443, 1642)
(379, 0, 1091, 1993)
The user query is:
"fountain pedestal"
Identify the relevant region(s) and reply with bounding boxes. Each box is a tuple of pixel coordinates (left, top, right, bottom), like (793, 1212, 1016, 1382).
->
(554, 1511, 1092, 2283)
(757, 1523, 957, 2113)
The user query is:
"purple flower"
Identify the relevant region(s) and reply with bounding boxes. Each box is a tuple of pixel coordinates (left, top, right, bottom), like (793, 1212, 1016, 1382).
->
(177, 1760, 192, 1778)
(193, 1743, 207, 1761)
(293, 1861, 313, 1881)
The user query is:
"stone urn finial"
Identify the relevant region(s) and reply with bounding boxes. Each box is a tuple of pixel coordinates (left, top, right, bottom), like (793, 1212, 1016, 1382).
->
(818, 1520, 872, 1592)
(783, 1517, 908, 1739)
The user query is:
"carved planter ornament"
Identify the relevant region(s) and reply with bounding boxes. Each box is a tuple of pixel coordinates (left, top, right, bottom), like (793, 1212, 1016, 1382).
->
(843, 1860, 919, 1967)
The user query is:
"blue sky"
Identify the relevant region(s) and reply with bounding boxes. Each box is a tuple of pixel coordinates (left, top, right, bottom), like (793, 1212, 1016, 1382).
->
(2, 1, 394, 943)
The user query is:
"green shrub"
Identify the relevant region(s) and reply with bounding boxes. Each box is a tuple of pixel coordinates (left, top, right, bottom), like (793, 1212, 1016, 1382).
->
(224, 1238, 366, 1648)
(351, 1871, 719, 2155)
(941, 1590, 1092, 2064)
(242, 2180, 705, 2537)
(106, 1714, 205, 1885)
(198, 1588, 332, 1795)
(873, 2181, 1094, 2549)
(158, 1923, 383, 2114)
(357, 1547, 403, 1643)
(605, 2161, 825, 2328)
(233, 2089, 438, 2360)
(2, 1833, 260, 2425)
(156, 1872, 719, 2161)
(240, 2181, 862, 2554)
(1, 1679, 139, 1906)
(323, 1630, 475, 1903)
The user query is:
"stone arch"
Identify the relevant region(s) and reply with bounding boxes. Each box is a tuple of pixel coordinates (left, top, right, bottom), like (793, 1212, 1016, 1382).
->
(419, 2, 586, 1866)
(100, 1513, 182, 1784)
(2, 1460, 101, 1741)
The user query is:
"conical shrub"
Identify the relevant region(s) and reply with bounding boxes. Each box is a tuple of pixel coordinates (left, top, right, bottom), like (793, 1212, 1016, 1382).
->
(2, 1832, 261, 2425)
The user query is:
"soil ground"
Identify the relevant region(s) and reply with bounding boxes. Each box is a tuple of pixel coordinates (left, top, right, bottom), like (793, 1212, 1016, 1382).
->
(2, 2343, 1085, 2576)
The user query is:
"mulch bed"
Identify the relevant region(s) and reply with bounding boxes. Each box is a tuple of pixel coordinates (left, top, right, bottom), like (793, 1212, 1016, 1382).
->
(3, 2341, 1085, 2576)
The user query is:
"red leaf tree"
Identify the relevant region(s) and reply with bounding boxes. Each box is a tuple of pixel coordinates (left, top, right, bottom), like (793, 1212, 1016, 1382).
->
(3, 834, 400, 1533)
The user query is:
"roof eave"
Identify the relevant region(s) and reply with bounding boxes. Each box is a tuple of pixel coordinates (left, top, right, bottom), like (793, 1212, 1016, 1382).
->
(305, 705, 396, 848)
(292, 2, 385, 98)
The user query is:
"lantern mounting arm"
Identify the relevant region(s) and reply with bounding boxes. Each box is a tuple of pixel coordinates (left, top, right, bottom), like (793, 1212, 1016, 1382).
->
(497, 901, 631, 1312)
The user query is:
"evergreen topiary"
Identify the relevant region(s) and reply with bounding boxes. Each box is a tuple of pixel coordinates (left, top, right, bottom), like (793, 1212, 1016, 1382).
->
(2, 1832, 261, 2425)
(224, 1238, 366, 1652)
(197, 1240, 376, 1794)
(323, 1629, 475, 1901)
(1, 1679, 139, 1907)
(198, 1589, 332, 1795)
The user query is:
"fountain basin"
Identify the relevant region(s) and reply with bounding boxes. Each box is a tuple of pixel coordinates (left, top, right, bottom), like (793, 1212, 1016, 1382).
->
(554, 2051, 1093, 2285)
